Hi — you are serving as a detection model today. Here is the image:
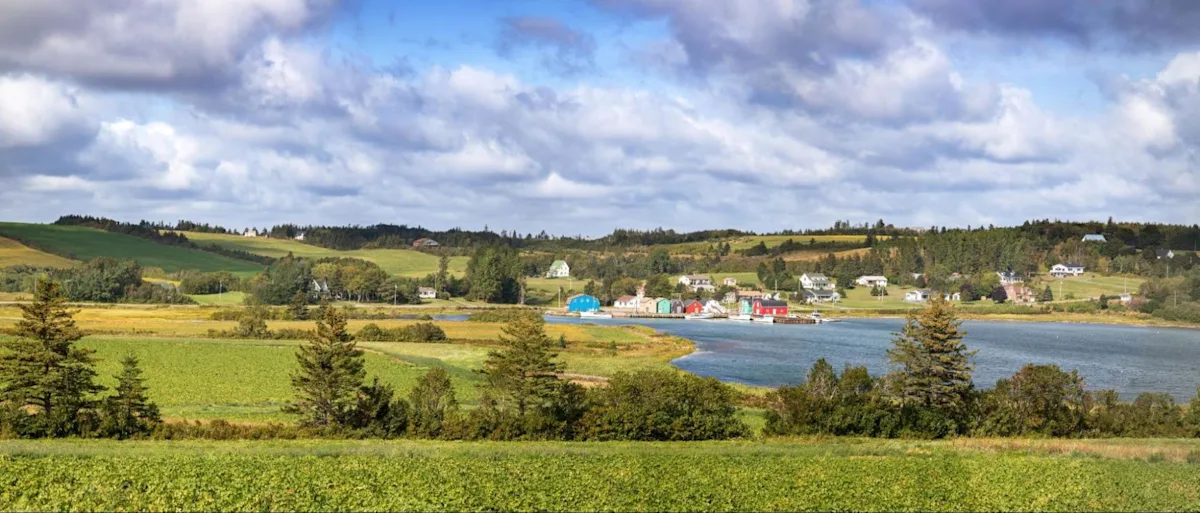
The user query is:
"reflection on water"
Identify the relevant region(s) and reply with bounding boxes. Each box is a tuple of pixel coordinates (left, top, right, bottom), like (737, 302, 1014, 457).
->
(546, 316, 1200, 401)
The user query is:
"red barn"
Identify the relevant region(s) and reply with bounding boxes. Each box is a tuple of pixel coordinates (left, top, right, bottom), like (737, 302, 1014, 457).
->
(753, 299, 788, 316)
(683, 299, 705, 314)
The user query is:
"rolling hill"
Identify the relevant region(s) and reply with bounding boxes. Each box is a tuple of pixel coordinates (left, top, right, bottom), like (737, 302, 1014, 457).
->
(0, 235, 78, 268)
(0, 223, 264, 275)
(181, 231, 469, 277)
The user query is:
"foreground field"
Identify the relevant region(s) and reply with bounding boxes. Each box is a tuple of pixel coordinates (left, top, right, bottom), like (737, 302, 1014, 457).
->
(181, 231, 469, 278)
(0, 223, 263, 275)
(2, 438, 1198, 511)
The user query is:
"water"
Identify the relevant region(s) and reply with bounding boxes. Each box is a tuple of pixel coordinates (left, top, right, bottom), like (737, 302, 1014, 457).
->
(545, 316, 1200, 401)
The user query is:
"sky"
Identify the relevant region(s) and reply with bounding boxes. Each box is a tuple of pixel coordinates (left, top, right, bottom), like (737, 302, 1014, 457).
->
(0, 0, 1198, 236)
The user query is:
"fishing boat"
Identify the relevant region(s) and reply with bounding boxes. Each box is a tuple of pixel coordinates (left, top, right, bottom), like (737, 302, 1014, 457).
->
(752, 315, 775, 323)
(727, 314, 753, 322)
(579, 311, 613, 319)
(684, 313, 714, 320)
(809, 310, 840, 323)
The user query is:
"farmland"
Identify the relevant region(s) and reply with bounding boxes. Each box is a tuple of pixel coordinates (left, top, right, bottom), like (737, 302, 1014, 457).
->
(0, 235, 77, 268)
(0, 223, 263, 275)
(2, 438, 1200, 511)
(666, 234, 869, 255)
(181, 231, 469, 278)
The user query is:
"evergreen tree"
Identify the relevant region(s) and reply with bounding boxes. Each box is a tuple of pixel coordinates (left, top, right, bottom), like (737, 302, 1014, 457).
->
(99, 354, 161, 438)
(284, 305, 365, 428)
(480, 312, 563, 416)
(287, 290, 309, 320)
(408, 367, 458, 438)
(437, 253, 450, 293)
(1040, 286, 1054, 303)
(0, 279, 104, 436)
(886, 295, 975, 415)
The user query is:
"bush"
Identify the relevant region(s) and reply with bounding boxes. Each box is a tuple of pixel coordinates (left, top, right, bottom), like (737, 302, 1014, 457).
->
(578, 370, 747, 441)
(354, 322, 447, 343)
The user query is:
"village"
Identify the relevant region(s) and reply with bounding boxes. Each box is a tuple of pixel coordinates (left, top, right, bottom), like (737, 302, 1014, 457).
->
(549, 233, 1142, 324)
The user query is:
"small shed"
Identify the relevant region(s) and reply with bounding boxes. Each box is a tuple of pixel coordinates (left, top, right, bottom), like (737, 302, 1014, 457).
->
(668, 299, 685, 314)
(739, 298, 754, 315)
(656, 298, 673, 314)
(567, 294, 600, 312)
(683, 300, 704, 314)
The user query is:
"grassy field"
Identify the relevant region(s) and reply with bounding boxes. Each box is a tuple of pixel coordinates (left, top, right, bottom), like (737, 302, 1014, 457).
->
(0, 235, 77, 268)
(2, 438, 1199, 511)
(1033, 273, 1143, 300)
(0, 223, 264, 275)
(188, 291, 248, 305)
(181, 231, 468, 278)
(666, 234, 869, 255)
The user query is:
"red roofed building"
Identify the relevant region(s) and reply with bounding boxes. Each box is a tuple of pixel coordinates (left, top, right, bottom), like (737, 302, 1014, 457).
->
(753, 299, 788, 316)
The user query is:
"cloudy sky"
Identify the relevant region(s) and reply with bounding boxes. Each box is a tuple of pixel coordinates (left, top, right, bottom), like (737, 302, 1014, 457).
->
(0, 0, 1197, 235)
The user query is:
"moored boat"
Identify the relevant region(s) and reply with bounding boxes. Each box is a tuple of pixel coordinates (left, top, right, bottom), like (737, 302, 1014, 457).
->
(684, 313, 714, 320)
(579, 311, 613, 319)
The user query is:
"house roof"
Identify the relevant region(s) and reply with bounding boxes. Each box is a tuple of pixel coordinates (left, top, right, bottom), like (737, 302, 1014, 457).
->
(684, 274, 711, 280)
(737, 290, 764, 297)
(567, 294, 595, 302)
(549, 260, 569, 268)
(759, 299, 788, 307)
(802, 273, 828, 280)
(858, 275, 886, 280)
(683, 299, 700, 307)
(616, 295, 636, 303)
(803, 290, 835, 297)
(1082, 234, 1106, 241)
(418, 287, 435, 293)
(1156, 249, 1175, 258)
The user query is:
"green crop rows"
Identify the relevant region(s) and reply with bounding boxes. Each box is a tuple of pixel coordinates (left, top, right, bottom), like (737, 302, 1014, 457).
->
(1, 441, 1198, 511)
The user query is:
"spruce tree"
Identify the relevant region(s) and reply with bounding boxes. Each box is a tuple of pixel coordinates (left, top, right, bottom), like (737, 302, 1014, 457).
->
(886, 295, 975, 414)
(1040, 286, 1054, 303)
(481, 312, 563, 416)
(408, 367, 458, 438)
(287, 290, 309, 320)
(0, 279, 103, 436)
(99, 354, 161, 438)
(284, 305, 365, 428)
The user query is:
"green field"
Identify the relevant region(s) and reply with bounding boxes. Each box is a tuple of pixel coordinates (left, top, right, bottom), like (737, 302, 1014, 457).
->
(2, 438, 1199, 511)
(0, 235, 78, 268)
(0, 223, 263, 275)
(181, 231, 468, 278)
(667, 234, 868, 255)
(1034, 273, 1143, 300)
(188, 291, 248, 305)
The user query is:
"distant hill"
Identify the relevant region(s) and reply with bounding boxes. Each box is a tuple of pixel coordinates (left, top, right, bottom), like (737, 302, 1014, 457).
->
(0, 235, 78, 268)
(181, 231, 468, 277)
(0, 223, 264, 275)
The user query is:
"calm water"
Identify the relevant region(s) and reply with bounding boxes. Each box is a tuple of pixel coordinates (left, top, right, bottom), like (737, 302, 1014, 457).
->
(545, 316, 1200, 401)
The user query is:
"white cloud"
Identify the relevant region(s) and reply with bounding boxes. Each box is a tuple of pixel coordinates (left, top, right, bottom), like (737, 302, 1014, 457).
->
(0, 74, 88, 148)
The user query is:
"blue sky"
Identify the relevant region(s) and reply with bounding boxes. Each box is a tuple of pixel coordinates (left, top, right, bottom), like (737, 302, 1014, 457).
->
(0, 0, 1197, 235)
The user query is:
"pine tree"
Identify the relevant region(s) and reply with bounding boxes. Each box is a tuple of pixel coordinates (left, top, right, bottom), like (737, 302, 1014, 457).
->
(0, 279, 104, 436)
(287, 290, 309, 320)
(99, 354, 161, 438)
(887, 295, 975, 414)
(284, 305, 365, 428)
(1040, 286, 1054, 303)
(480, 312, 563, 416)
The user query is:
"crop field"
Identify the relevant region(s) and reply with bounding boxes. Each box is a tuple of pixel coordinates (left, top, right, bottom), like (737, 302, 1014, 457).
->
(0, 235, 77, 268)
(2, 438, 1199, 511)
(1033, 273, 1144, 301)
(181, 231, 469, 278)
(188, 291, 248, 305)
(0, 223, 263, 275)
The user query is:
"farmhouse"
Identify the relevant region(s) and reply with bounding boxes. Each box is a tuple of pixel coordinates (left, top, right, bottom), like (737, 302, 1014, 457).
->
(904, 289, 931, 302)
(418, 287, 437, 299)
(855, 275, 888, 287)
(1082, 234, 1107, 242)
(613, 295, 638, 309)
(679, 274, 715, 292)
(242, 228, 259, 238)
(753, 299, 789, 316)
(310, 279, 330, 298)
(996, 271, 1023, 286)
(943, 292, 961, 301)
(802, 289, 840, 304)
(800, 273, 832, 290)
(1049, 263, 1085, 277)
(1156, 249, 1176, 260)
(1003, 284, 1037, 304)
(723, 277, 739, 287)
(546, 260, 571, 278)
(683, 300, 704, 314)
(412, 238, 440, 248)
(566, 294, 600, 312)
(294, 232, 305, 241)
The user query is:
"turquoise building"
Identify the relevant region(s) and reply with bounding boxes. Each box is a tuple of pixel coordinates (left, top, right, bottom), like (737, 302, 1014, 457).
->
(567, 294, 600, 312)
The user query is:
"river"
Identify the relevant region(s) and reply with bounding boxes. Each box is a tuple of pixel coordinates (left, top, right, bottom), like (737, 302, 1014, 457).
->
(543, 316, 1200, 401)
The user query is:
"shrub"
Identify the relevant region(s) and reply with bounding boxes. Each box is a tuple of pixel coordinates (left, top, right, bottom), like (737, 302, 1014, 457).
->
(578, 370, 747, 441)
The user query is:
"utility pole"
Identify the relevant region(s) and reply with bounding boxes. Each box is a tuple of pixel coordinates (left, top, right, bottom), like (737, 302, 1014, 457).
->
(393, 283, 397, 306)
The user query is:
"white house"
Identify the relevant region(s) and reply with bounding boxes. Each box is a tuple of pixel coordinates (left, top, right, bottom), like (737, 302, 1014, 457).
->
(546, 260, 570, 278)
(996, 271, 1023, 286)
(943, 292, 961, 301)
(802, 289, 840, 304)
(904, 289, 931, 302)
(1082, 234, 1107, 242)
(1120, 293, 1133, 303)
(243, 228, 259, 238)
(418, 287, 437, 299)
(722, 277, 738, 287)
(1049, 263, 1085, 278)
(679, 274, 715, 292)
(294, 232, 306, 241)
(800, 273, 832, 290)
(613, 295, 639, 309)
(855, 275, 888, 288)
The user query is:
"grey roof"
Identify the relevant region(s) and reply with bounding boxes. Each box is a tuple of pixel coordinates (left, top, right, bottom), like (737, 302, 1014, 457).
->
(1082, 234, 1106, 241)
(1156, 249, 1175, 258)
(759, 299, 788, 307)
